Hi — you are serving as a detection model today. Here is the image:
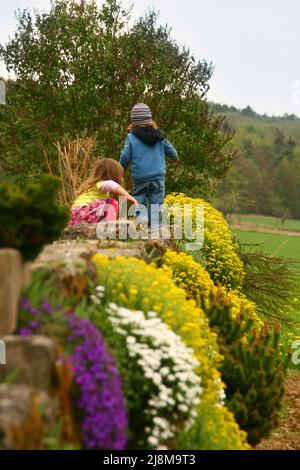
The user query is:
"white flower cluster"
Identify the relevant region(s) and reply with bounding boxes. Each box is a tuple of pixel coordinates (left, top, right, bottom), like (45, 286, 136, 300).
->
(90, 285, 105, 304)
(106, 302, 202, 448)
(218, 384, 226, 404)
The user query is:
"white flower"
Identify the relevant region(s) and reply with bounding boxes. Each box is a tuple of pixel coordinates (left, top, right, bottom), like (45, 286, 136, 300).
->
(219, 389, 226, 403)
(192, 397, 201, 406)
(152, 373, 162, 386)
(160, 367, 170, 376)
(147, 311, 157, 318)
(126, 336, 136, 345)
(148, 436, 159, 447)
(90, 294, 101, 304)
(178, 404, 189, 413)
(96, 285, 105, 292)
(105, 302, 203, 445)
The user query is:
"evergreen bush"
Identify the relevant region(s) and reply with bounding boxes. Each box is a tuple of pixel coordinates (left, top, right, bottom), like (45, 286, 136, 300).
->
(0, 175, 69, 260)
(203, 290, 289, 445)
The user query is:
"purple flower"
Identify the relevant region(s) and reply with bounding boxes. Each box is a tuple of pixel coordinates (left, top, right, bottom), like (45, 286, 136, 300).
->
(41, 299, 53, 314)
(19, 298, 31, 310)
(18, 298, 128, 450)
(19, 326, 33, 337)
(29, 306, 39, 315)
(67, 315, 128, 449)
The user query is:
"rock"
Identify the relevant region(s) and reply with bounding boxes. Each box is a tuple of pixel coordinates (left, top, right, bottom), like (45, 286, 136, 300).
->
(0, 384, 59, 449)
(32, 239, 149, 272)
(0, 249, 31, 335)
(61, 223, 101, 240)
(0, 336, 56, 393)
(61, 220, 137, 241)
(32, 239, 99, 272)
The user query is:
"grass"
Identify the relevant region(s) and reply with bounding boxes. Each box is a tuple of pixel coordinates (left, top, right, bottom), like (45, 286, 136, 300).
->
(230, 214, 300, 232)
(232, 228, 300, 371)
(232, 230, 300, 265)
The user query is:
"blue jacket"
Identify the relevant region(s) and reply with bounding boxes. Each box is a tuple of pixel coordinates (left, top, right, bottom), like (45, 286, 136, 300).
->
(119, 127, 178, 184)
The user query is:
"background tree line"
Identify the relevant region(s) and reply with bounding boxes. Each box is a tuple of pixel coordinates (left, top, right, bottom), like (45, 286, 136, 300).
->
(0, 0, 236, 197)
(212, 103, 300, 219)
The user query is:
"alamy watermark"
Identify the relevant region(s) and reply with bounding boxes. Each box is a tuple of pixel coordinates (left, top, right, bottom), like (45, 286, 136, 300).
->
(0, 340, 6, 365)
(0, 79, 6, 105)
(291, 340, 300, 365)
(95, 199, 204, 251)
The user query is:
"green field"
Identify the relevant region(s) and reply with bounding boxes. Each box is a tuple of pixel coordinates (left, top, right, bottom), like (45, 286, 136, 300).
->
(231, 214, 300, 232)
(233, 227, 300, 369)
(232, 229, 300, 264)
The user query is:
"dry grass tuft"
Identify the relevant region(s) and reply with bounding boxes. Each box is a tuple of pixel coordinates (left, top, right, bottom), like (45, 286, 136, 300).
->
(45, 137, 97, 205)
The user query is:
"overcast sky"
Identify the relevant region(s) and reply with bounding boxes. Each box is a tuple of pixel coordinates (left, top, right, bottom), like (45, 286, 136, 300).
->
(1, 0, 299, 116)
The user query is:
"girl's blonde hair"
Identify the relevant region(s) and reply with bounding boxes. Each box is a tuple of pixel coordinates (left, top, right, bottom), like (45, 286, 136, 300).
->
(75, 158, 124, 197)
(127, 121, 158, 133)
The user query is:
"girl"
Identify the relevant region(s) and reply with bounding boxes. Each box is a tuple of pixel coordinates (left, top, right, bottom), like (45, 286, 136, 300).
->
(119, 103, 178, 227)
(70, 158, 137, 226)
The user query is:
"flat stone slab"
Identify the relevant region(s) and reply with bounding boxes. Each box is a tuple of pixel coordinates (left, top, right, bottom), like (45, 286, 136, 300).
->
(32, 239, 149, 272)
(61, 221, 137, 241)
(0, 335, 56, 393)
(61, 221, 177, 242)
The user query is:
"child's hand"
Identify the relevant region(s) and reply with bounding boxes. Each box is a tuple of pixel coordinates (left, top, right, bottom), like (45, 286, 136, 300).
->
(128, 196, 138, 206)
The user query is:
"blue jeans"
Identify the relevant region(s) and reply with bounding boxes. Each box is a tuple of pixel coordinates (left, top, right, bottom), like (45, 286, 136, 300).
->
(132, 179, 165, 228)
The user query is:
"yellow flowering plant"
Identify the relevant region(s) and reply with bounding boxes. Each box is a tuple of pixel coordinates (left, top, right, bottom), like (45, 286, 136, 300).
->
(92, 253, 249, 450)
(164, 193, 245, 290)
(163, 249, 263, 330)
(178, 402, 250, 450)
(92, 253, 221, 401)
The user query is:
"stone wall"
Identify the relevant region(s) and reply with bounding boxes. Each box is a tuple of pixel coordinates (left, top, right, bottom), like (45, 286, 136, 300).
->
(0, 224, 176, 449)
(0, 336, 59, 449)
(0, 249, 31, 335)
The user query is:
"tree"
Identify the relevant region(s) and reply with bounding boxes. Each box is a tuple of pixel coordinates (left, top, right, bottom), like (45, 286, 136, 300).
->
(241, 106, 256, 118)
(276, 158, 300, 219)
(0, 0, 236, 195)
(213, 164, 251, 219)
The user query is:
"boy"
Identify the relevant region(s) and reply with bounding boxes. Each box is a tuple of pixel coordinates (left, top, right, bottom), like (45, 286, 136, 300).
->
(120, 103, 178, 228)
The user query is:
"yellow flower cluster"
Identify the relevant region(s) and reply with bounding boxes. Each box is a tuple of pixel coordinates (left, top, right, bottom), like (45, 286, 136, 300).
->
(164, 193, 245, 290)
(92, 253, 222, 402)
(226, 290, 263, 330)
(177, 400, 249, 450)
(163, 249, 215, 303)
(92, 253, 250, 449)
(163, 249, 263, 330)
(195, 402, 250, 450)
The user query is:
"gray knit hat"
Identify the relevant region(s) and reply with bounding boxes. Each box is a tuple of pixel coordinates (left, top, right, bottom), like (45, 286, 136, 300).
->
(131, 103, 152, 126)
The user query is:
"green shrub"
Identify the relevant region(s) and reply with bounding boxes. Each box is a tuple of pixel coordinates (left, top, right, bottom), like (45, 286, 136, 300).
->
(0, 175, 69, 260)
(203, 290, 289, 445)
(237, 242, 300, 326)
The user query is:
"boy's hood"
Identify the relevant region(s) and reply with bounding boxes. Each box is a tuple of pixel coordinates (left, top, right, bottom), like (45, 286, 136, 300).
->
(132, 126, 165, 146)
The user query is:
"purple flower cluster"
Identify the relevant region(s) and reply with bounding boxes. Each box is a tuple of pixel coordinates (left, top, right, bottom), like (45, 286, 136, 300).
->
(67, 314, 128, 449)
(18, 297, 128, 450)
(19, 297, 44, 336)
